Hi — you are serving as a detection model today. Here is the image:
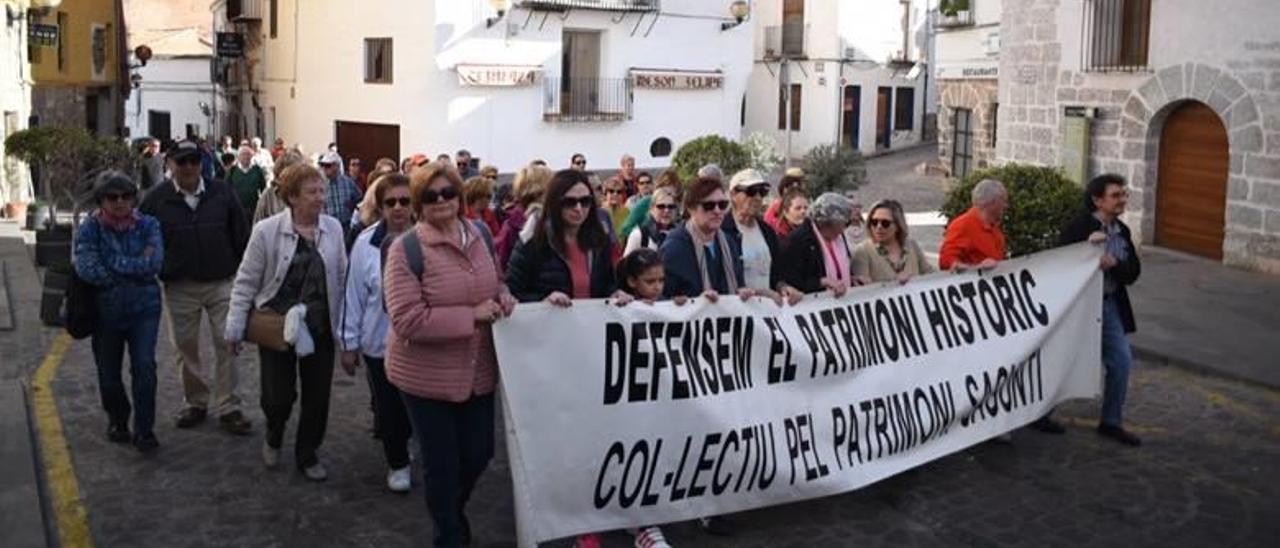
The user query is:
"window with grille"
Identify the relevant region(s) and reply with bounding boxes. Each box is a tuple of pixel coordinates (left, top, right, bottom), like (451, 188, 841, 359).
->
(1082, 0, 1151, 72)
(952, 108, 973, 178)
(894, 88, 915, 131)
(270, 0, 278, 38)
(777, 84, 802, 131)
(364, 38, 392, 84)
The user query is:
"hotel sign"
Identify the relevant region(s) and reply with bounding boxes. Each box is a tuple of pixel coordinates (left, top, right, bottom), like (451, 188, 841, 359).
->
(631, 69, 724, 90)
(456, 65, 541, 87)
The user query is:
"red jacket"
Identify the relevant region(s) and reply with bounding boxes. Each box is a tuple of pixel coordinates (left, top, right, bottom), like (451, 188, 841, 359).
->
(383, 221, 502, 402)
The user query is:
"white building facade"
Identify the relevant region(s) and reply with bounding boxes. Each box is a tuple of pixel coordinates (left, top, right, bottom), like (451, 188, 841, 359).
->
(996, 0, 1280, 273)
(934, 0, 1000, 178)
(214, 0, 753, 172)
(124, 29, 218, 141)
(1, 0, 35, 208)
(744, 0, 932, 162)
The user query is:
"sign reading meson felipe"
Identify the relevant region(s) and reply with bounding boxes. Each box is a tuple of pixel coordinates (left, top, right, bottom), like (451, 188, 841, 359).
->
(631, 69, 724, 90)
(494, 244, 1104, 545)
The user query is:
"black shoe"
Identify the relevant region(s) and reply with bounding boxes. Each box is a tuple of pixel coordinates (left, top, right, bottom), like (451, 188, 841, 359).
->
(107, 423, 131, 444)
(219, 411, 253, 436)
(1030, 416, 1066, 434)
(1097, 423, 1142, 447)
(699, 516, 733, 536)
(133, 433, 160, 453)
(174, 407, 207, 429)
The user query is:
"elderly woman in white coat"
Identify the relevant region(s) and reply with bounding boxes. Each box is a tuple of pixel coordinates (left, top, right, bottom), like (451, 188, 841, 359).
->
(225, 163, 348, 482)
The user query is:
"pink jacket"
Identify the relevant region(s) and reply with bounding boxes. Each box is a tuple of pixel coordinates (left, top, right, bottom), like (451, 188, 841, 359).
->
(384, 220, 502, 402)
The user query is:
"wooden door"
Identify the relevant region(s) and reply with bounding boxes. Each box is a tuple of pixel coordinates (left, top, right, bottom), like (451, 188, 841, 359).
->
(334, 121, 400, 185)
(876, 87, 892, 149)
(841, 85, 861, 150)
(562, 31, 601, 116)
(1156, 102, 1228, 259)
(951, 108, 973, 178)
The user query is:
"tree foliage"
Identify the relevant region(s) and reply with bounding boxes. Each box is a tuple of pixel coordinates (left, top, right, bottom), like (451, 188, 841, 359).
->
(940, 163, 1083, 256)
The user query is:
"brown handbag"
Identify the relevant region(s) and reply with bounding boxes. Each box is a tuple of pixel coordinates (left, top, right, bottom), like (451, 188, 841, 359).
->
(245, 308, 289, 352)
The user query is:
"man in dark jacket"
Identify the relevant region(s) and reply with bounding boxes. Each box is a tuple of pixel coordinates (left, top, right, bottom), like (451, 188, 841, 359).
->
(1059, 173, 1142, 447)
(139, 139, 253, 435)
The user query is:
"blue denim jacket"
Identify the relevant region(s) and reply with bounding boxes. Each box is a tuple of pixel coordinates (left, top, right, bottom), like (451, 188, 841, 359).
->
(74, 212, 165, 321)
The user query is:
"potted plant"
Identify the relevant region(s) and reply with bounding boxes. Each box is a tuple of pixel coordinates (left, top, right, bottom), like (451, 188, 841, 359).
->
(939, 0, 960, 26)
(953, 0, 972, 22)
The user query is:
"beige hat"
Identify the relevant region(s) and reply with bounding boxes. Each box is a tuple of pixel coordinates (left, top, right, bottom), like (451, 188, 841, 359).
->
(728, 169, 767, 191)
(784, 167, 805, 178)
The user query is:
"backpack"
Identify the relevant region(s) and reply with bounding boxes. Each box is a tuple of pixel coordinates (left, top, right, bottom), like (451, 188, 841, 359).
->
(380, 220, 496, 310)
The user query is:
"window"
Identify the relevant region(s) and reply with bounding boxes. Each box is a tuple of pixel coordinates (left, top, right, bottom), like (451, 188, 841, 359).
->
(951, 108, 973, 178)
(1082, 0, 1151, 72)
(364, 38, 393, 84)
(57, 12, 68, 72)
(650, 137, 672, 158)
(270, 0, 278, 39)
(894, 88, 915, 131)
(777, 84, 801, 131)
(989, 103, 999, 148)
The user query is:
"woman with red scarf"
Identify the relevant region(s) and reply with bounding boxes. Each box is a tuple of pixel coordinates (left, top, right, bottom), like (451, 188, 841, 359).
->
(74, 171, 166, 453)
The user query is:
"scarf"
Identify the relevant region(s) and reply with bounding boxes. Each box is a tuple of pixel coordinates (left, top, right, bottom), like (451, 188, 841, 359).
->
(97, 208, 139, 233)
(688, 220, 739, 295)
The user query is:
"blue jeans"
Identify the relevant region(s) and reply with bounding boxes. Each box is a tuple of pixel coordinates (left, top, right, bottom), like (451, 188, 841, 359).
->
(1101, 295, 1133, 427)
(90, 285, 162, 437)
(401, 392, 495, 548)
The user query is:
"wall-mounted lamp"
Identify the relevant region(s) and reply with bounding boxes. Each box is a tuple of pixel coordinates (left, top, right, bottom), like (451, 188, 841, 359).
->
(487, 0, 510, 29)
(721, 0, 750, 31)
(5, 5, 23, 27)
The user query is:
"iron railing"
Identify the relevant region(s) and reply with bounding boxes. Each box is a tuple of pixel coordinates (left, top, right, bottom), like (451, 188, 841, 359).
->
(1081, 0, 1151, 72)
(517, 0, 660, 11)
(934, 7, 975, 29)
(764, 22, 807, 59)
(543, 78, 633, 123)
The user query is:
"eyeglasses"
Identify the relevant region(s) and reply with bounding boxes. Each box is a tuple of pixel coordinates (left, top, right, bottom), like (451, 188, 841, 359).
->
(419, 186, 460, 204)
(102, 192, 136, 203)
(382, 197, 411, 209)
(869, 218, 895, 229)
(654, 204, 678, 212)
(736, 184, 770, 198)
(604, 188, 623, 195)
(699, 200, 730, 212)
(1106, 190, 1129, 199)
(561, 196, 595, 209)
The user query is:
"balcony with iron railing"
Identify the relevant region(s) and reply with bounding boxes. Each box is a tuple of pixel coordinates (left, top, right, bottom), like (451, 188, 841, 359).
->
(764, 22, 807, 59)
(543, 77, 633, 122)
(934, 0, 975, 29)
(1081, 0, 1151, 73)
(517, 0, 660, 11)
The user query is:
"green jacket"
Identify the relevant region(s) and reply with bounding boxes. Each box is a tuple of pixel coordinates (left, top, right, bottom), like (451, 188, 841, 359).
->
(227, 164, 266, 215)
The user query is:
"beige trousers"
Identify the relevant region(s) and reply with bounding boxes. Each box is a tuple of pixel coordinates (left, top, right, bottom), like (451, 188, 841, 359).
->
(163, 279, 241, 416)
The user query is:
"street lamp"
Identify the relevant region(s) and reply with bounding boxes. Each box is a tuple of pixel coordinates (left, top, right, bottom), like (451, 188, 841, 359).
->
(487, 0, 509, 29)
(722, 0, 750, 31)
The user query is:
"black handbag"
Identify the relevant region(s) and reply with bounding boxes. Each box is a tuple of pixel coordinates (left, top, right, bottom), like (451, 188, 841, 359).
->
(64, 266, 97, 340)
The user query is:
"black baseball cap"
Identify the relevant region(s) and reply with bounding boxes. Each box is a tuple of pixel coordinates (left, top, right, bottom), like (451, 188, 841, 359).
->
(170, 139, 201, 161)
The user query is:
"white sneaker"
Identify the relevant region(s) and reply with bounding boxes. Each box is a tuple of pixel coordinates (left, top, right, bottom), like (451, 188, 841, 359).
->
(387, 466, 412, 493)
(262, 442, 280, 468)
(633, 526, 671, 548)
(303, 462, 328, 482)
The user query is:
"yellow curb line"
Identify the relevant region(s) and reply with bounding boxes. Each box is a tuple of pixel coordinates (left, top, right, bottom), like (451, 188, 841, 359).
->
(31, 332, 94, 548)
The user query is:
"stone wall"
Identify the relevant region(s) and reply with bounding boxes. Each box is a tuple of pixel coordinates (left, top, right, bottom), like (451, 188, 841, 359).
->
(996, 0, 1280, 274)
(31, 86, 86, 129)
(938, 79, 999, 176)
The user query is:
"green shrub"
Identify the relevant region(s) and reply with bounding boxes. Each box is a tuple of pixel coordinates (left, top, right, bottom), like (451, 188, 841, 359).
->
(670, 135, 750, 182)
(801, 144, 867, 195)
(741, 132, 784, 175)
(940, 163, 1082, 256)
(4, 126, 136, 207)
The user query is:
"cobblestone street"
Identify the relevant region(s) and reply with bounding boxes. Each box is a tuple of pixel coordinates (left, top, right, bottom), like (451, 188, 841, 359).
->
(46, 322, 1280, 547)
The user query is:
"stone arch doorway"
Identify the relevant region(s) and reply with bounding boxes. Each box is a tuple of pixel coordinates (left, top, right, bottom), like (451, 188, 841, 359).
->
(1155, 101, 1229, 259)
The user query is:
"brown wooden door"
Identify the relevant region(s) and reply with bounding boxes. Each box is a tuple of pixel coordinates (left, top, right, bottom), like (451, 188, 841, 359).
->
(876, 87, 892, 149)
(334, 121, 400, 185)
(1156, 102, 1227, 259)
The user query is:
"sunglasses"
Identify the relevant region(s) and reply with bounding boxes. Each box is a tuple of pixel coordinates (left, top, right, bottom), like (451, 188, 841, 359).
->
(175, 156, 201, 166)
(419, 186, 460, 204)
(654, 204, 678, 212)
(561, 196, 595, 209)
(605, 188, 623, 195)
(102, 192, 136, 203)
(382, 197, 411, 208)
(736, 184, 770, 198)
(638, 179, 653, 186)
(869, 218, 895, 229)
(699, 200, 730, 212)
(573, 160, 587, 166)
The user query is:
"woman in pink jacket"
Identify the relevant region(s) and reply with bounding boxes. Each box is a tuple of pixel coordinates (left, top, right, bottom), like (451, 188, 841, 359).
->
(383, 162, 516, 548)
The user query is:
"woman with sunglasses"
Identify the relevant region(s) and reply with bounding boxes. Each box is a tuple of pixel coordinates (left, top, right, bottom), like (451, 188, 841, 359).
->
(506, 169, 620, 306)
(851, 199, 935, 285)
(659, 177, 757, 303)
(383, 163, 515, 546)
(723, 169, 804, 305)
(75, 171, 165, 453)
(779, 192, 859, 298)
(623, 186, 679, 254)
(339, 173, 416, 493)
(601, 177, 631, 236)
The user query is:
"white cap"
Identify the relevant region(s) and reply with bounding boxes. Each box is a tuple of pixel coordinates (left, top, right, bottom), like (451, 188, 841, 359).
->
(318, 151, 342, 166)
(728, 169, 767, 191)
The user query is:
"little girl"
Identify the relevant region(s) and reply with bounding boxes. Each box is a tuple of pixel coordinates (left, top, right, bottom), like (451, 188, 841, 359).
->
(576, 248, 674, 548)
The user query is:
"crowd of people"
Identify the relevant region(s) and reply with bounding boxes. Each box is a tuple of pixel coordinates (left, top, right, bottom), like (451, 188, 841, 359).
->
(74, 136, 1143, 548)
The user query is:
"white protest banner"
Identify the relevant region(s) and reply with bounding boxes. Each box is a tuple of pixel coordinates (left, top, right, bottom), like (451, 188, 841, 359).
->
(494, 243, 1103, 545)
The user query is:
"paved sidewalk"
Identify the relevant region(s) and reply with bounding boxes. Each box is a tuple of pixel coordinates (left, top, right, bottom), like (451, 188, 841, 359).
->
(1128, 247, 1280, 389)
